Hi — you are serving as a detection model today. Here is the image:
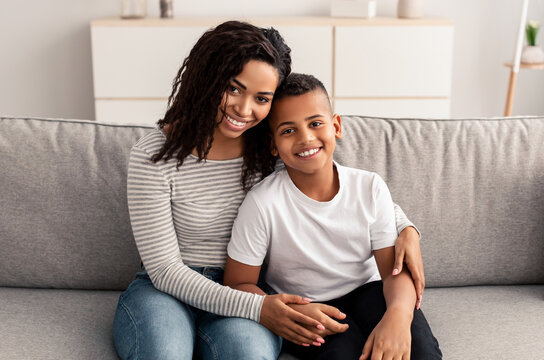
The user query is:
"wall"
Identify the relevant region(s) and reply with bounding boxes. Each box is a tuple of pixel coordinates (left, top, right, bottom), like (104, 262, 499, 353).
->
(0, 0, 543, 119)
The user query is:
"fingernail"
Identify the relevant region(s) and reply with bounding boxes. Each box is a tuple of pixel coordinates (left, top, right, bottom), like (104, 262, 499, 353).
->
(317, 324, 325, 330)
(303, 297, 312, 302)
(316, 337, 325, 344)
(392, 268, 399, 275)
(312, 342, 321, 346)
(302, 343, 310, 347)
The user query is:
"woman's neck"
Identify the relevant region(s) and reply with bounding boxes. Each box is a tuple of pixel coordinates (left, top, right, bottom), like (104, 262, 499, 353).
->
(194, 127, 244, 160)
(163, 124, 244, 160)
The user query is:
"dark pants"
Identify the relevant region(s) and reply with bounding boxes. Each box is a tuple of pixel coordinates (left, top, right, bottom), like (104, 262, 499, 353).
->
(283, 281, 442, 360)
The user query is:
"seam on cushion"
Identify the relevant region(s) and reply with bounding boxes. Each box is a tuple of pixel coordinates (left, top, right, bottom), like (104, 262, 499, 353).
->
(119, 300, 140, 360)
(197, 328, 219, 360)
(0, 116, 154, 129)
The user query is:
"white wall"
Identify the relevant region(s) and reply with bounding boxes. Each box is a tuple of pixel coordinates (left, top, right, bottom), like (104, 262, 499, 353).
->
(1, 0, 543, 119)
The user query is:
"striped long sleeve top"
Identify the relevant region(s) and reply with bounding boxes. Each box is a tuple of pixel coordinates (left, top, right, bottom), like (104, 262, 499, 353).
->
(127, 128, 263, 321)
(127, 128, 417, 322)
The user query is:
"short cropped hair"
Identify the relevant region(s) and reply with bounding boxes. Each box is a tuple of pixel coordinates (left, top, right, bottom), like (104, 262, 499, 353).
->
(273, 73, 330, 102)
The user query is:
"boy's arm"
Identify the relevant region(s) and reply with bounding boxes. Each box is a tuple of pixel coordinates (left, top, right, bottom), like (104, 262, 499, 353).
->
(224, 256, 265, 295)
(224, 256, 349, 341)
(393, 203, 425, 308)
(359, 246, 416, 360)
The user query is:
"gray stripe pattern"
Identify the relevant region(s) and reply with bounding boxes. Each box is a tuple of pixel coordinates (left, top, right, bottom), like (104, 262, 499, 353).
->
(127, 129, 263, 321)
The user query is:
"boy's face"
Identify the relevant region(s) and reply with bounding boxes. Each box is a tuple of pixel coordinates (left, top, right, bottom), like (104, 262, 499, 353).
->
(269, 89, 342, 178)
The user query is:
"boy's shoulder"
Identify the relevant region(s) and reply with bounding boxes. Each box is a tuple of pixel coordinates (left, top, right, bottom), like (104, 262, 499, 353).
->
(337, 163, 383, 186)
(249, 168, 288, 198)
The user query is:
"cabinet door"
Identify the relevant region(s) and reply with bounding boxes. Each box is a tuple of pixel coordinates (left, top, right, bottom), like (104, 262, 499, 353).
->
(334, 26, 453, 97)
(273, 25, 333, 95)
(334, 98, 450, 118)
(91, 26, 208, 98)
(95, 99, 168, 125)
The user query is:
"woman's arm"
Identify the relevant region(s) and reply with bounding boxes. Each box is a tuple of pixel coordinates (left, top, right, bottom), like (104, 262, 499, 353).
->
(128, 145, 263, 320)
(360, 246, 416, 360)
(224, 256, 348, 345)
(393, 203, 425, 309)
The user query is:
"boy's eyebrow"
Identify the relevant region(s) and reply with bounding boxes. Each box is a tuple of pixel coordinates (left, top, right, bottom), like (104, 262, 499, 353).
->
(275, 114, 326, 129)
(232, 79, 274, 96)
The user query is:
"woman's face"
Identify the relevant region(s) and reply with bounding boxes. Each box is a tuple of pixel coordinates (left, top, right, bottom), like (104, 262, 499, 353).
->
(215, 60, 279, 139)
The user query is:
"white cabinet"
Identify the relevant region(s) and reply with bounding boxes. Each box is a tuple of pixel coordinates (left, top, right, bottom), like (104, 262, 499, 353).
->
(91, 17, 453, 124)
(335, 26, 453, 97)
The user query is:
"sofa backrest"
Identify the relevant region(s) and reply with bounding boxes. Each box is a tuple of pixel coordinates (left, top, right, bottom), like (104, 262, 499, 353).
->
(0, 117, 152, 290)
(335, 116, 544, 287)
(1, 116, 543, 290)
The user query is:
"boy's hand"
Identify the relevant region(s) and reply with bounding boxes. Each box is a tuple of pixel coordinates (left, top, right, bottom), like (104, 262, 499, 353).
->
(260, 294, 329, 346)
(359, 308, 412, 360)
(288, 303, 349, 337)
(393, 226, 425, 309)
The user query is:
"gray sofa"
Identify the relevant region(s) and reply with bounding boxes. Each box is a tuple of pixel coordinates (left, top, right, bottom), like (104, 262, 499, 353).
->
(1, 115, 543, 359)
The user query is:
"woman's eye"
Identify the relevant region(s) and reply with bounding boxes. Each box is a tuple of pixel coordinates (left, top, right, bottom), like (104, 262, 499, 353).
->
(229, 86, 239, 94)
(257, 96, 270, 103)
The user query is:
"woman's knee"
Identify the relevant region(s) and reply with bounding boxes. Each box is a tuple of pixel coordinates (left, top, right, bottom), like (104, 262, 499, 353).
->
(113, 280, 197, 360)
(197, 316, 281, 360)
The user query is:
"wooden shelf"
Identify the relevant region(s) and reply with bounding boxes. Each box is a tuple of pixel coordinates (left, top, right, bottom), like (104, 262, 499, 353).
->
(91, 16, 453, 27)
(504, 62, 544, 70)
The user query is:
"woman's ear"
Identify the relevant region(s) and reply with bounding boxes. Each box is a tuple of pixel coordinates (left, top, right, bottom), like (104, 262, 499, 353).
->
(333, 114, 342, 139)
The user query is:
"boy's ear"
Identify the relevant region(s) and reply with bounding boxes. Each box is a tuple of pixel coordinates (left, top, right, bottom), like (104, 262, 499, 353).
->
(333, 114, 342, 139)
(270, 136, 279, 156)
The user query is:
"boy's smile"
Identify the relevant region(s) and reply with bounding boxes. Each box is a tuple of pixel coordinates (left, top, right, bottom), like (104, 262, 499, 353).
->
(269, 89, 342, 182)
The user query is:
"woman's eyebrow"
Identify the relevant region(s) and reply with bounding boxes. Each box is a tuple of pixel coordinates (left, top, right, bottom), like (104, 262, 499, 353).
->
(233, 78, 247, 90)
(232, 78, 274, 96)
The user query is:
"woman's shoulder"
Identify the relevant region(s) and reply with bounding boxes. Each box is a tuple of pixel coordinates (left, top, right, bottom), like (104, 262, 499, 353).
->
(132, 127, 166, 154)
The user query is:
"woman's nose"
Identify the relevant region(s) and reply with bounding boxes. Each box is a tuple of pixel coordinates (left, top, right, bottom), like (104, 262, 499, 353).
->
(234, 97, 251, 118)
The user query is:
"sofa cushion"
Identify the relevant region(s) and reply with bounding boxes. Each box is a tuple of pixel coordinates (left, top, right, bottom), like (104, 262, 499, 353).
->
(334, 116, 544, 287)
(0, 117, 152, 290)
(422, 285, 544, 359)
(2, 286, 541, 360)
(0, 287, 120, 360)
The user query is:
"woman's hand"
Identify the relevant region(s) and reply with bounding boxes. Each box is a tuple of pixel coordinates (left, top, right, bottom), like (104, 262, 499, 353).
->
(289, 303, 349, 337)
(260, 294, 329, 346)
(359, 308, 412, 360)
(393, 226, 425, 309)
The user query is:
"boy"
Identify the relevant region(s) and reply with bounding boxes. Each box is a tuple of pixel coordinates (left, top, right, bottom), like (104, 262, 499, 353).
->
(224, 74, 441, 359)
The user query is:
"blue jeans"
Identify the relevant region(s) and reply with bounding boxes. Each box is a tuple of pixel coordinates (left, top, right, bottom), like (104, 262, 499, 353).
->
(113, 267, 281, 360)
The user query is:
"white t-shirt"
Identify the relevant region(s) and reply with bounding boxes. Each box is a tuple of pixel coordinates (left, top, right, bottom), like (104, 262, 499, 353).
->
(228, 163, 398, 302)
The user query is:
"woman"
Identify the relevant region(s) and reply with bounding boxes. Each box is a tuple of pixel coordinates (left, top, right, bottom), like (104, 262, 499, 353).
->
(113, 20, 424, 360)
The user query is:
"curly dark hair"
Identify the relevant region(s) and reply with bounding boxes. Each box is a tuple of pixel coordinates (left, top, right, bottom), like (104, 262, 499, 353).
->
(151, 21, 291, 191)
(273, 73, 329, 103)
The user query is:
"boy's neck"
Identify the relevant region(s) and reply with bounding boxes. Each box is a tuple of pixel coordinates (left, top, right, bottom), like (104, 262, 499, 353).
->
(286, 162, 339, 202)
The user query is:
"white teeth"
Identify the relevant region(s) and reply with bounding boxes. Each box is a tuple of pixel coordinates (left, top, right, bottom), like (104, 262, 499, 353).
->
(297, 148, 320, 157)
(226, 115, 246, 127)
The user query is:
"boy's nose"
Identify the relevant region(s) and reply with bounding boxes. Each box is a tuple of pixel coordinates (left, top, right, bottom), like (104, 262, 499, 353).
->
(298, 128, 316, 143)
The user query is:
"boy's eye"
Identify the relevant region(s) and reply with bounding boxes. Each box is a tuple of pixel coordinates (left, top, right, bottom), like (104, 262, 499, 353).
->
(280, 128, 293, 135)
(310, 121, 322, 127)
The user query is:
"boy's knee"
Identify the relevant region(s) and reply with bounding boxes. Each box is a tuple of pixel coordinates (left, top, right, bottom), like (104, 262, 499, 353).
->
(410, 310, 442, 359)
